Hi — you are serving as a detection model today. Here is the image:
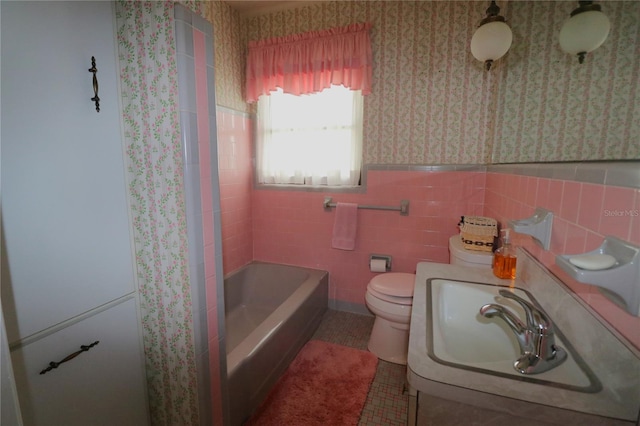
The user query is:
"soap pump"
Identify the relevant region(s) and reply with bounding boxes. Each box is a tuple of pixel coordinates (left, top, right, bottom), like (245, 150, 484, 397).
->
(493, 228, 517, 279)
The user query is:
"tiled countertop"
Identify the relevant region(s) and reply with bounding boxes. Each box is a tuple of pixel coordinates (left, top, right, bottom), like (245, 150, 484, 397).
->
(407, 250, 640, 423)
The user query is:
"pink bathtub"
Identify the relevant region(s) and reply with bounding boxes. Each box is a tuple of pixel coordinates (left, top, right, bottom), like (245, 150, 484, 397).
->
(224, 262, 328, 425)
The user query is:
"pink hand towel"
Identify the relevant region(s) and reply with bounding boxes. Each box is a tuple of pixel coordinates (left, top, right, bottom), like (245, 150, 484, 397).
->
(332, 202, 358, 250)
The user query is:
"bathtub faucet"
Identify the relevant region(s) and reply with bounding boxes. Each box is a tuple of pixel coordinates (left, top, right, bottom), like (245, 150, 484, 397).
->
(479, 290, 567, 375)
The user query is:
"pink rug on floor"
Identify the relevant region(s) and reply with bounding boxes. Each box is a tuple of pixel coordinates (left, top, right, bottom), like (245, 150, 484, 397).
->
(245, 340, 379, 426)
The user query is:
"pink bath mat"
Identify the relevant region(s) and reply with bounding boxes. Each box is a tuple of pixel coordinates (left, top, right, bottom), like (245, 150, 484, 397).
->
(245, 340, 378, 426)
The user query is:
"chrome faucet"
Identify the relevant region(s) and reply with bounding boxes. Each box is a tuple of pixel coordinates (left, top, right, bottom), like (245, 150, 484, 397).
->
(480, 289, 567, 374)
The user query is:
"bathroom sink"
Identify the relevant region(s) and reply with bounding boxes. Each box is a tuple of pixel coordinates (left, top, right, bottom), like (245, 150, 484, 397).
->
(426, 278, 601, 393)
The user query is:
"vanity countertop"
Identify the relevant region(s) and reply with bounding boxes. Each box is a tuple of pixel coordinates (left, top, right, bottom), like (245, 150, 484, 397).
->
(408, 251, 640, 423)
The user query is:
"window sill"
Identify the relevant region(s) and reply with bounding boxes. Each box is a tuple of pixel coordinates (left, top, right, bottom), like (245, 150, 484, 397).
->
(254, 183, 365, 193)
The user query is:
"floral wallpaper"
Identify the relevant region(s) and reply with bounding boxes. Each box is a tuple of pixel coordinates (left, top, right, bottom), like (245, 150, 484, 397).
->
(245, 1, 640, 165)
(209, 1, 250, 113)
(181, 0, 207, 17)
(115, 2, 199, 424)
(493, 1, 640, 162)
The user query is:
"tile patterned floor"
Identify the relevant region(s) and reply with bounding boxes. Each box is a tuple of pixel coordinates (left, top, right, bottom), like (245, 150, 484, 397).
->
(311, 310, 409, 426)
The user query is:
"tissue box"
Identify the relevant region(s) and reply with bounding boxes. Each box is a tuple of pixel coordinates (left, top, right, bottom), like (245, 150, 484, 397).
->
(459, 216, 497, 252)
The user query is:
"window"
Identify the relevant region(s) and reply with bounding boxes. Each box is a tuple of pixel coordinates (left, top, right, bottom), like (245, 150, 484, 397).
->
(256, 85, 363, 187)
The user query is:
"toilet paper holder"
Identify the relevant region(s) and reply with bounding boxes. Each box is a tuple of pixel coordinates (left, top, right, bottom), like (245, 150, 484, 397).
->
(370, 254, 392, 271)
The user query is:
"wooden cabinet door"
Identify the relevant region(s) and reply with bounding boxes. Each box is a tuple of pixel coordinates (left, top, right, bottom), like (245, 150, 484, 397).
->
(1, 1, 136, 342)
(10, 298, 149, 426)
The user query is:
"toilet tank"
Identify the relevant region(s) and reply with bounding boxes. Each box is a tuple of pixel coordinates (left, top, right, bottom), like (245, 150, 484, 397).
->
(449, 235, 493, 268)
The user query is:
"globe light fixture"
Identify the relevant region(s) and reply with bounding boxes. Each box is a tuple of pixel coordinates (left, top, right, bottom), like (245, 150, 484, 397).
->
(470, 1, 513, 71)
(559, 1, 611, 64)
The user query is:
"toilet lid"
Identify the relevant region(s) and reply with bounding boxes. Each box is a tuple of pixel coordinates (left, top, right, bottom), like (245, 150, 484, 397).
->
(369, 272, 415, 297)
(449, 235, 493, 264)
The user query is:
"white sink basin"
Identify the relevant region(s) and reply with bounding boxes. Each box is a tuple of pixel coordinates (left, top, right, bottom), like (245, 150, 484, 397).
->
(427, 278, 600, 392)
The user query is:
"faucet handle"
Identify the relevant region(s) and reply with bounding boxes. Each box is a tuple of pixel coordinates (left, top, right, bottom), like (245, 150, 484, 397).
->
(498, 290, 552, 333)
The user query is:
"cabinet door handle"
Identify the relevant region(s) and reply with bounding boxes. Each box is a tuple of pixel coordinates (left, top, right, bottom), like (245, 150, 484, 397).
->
(88, 56, 100, 112)
(39, 341, 100, 375)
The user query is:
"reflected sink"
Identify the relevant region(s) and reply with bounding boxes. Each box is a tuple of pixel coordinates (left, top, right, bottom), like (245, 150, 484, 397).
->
(426, 278, 601, 393)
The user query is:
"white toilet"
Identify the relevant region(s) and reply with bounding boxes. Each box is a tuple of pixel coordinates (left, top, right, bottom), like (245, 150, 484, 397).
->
(365, 272, 415, 365)
(449, 234, 494, 268)
(366, 237, 492, 364)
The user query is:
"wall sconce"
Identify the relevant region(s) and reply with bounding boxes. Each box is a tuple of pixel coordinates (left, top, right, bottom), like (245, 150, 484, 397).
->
(470, 1, 513, 71)
(559, 1, 610, 64)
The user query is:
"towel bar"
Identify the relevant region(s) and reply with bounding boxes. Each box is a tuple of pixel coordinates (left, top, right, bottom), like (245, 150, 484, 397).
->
(323, 197, 409, 216)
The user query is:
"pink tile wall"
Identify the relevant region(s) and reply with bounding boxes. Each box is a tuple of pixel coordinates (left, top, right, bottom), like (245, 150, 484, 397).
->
(484, 173, 640, 350)
(193, 28, 223, 426)
(217, 110, 253, 274)
(252, 170, 486, 305)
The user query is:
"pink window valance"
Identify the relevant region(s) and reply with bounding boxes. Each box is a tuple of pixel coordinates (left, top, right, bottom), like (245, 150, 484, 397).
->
(245, 22, 373, 103)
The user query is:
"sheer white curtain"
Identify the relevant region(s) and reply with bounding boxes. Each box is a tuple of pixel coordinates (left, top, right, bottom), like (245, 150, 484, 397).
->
(256, 85, 363, 186)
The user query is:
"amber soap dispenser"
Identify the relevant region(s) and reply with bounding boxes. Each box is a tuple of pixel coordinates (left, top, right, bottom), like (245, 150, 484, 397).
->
(493, 228, 517, 279)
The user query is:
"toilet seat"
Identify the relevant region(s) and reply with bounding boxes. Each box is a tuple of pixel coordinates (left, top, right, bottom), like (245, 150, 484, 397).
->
(366, 286, 413, 306)
(369, 272, 415, 297)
